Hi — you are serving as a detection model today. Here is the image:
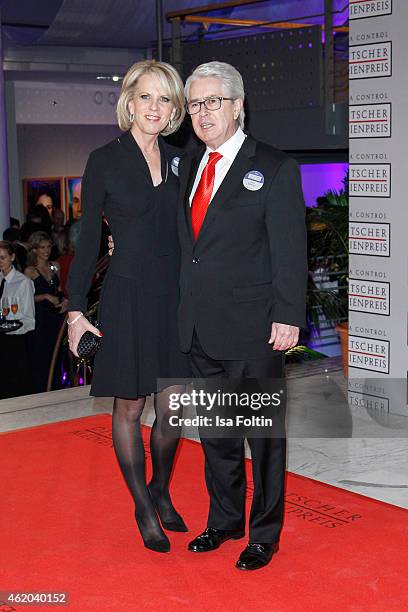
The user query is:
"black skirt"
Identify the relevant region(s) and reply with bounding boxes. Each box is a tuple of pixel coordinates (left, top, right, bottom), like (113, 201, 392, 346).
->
(91, 271, 190, 398)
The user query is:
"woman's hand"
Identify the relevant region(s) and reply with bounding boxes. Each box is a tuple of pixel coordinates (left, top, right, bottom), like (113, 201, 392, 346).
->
(67, 311, 102, 358)
(46, 294, 61, 306)
(57, 298, 69, 313)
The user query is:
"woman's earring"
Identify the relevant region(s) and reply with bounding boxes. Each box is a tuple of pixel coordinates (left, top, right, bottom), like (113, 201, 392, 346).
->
(168, 117, 174, 129)
(129, 112, 134, 122)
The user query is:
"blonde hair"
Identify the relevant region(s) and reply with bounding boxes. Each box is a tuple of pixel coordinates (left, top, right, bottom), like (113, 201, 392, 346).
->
(27, 231, 52, 267)
(116, 60, 185, 136)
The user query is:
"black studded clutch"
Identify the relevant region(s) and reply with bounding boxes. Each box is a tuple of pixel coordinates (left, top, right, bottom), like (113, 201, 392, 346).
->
(77, 323, 102, 360)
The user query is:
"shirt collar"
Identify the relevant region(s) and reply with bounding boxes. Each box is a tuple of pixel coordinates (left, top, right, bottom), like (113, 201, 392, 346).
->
(0, 267, 16, 282)
(205, 127, 246, 162)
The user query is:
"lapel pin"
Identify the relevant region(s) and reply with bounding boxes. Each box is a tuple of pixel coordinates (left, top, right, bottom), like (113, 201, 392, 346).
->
(171, 156, 180, 176)
(243, 170, 264, 191)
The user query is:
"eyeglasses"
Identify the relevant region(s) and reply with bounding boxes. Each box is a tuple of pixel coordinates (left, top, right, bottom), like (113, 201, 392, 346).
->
(185, 96, 234, 115)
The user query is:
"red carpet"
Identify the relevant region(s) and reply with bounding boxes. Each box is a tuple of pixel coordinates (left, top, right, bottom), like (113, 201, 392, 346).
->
(1, 414, 407, 611)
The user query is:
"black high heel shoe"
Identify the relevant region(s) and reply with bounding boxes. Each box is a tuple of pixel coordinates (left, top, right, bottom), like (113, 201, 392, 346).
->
(134, 511, 171, 553)
(148, 485, 189, 532)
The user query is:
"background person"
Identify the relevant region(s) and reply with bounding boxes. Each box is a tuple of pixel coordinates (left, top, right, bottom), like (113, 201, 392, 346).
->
(0, 240, 35, 398)
(2, 227, 27, 272)
(52, 207, 65, 229)
(9, 217, 20, 230)
(25, 231, 68, 393)
(57, 223, 80, 297)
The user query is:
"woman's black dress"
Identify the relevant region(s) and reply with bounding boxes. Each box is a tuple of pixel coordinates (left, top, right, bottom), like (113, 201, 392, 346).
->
(67, 131, 189, 398)
(28, 269, 64, 393)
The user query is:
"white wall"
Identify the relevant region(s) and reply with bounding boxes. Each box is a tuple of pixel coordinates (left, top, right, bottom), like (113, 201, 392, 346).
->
(18, 124, 120, 178)
(15, 80, 120, 125)
(9, 80, 123, 221)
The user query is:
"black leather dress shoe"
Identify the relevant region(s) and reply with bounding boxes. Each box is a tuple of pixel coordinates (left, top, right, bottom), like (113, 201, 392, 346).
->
(188, 527, 245, 552)
(236, 542, 279, 570)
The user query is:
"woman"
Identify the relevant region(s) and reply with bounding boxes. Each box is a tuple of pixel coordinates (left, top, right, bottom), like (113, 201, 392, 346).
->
(0, 240, 35, 399)
(25, 231, 68, 393)
(67, 60, 190, 554)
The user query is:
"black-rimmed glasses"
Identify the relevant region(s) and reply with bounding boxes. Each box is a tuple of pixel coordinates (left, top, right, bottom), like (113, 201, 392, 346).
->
(185, 96, 234, 115)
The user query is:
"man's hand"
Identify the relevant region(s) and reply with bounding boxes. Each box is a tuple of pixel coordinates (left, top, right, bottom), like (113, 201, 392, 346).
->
(268, 322, 299, 351)
(108, 235, 114, 256)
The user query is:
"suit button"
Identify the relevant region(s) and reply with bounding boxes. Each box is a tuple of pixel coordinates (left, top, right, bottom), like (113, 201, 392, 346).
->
(192, 257, 200, 264)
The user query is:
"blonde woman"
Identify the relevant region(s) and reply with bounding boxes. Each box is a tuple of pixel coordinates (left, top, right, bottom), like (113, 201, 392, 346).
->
(67, 60, 190, 553)
(25, 231, 67, 393)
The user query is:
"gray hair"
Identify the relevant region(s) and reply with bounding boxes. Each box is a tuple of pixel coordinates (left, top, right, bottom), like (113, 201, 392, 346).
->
(185, 61, 245, 129)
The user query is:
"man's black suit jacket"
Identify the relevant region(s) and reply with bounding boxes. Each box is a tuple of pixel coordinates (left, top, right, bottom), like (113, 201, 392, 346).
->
(177, 135, 308, 360)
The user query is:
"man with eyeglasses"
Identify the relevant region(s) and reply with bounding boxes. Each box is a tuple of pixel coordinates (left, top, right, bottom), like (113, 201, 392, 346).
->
(178, 61, 308, 570)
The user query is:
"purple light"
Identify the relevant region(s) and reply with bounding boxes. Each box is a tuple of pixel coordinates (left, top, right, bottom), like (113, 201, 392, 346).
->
(299, 163, 348, 208)
(79, 377, 84, 385)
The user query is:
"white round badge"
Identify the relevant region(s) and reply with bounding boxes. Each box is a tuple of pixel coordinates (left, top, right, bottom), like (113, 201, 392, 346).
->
(171, 156, 180, 176)
(243, 170, 264, 191)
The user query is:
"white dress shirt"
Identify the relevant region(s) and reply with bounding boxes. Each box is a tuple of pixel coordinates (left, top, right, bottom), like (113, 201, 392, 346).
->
(0, 267, 35, 335)
(189, 127, 247, 206)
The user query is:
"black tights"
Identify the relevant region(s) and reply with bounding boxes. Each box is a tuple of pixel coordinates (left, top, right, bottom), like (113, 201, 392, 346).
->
(112, 385, 184, 543)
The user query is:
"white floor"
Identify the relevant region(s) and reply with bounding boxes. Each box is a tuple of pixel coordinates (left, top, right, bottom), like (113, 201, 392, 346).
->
(1, 366, 407, 510)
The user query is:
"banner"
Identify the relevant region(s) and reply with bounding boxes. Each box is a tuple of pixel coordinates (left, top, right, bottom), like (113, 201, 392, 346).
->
(349, 0, 408, 414)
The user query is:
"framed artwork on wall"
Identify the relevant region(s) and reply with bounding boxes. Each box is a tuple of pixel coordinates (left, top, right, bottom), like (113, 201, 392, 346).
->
(23, 177, 63, 218)
(65, 176, 82, 222)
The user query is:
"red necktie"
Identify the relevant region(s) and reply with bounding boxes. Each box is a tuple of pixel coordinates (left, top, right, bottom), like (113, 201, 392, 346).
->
(191, 152, 222, 240)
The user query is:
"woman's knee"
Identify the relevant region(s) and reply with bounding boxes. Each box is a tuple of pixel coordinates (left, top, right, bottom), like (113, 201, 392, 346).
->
(114, 397, 145, 422)
(155, 385, 185, 414)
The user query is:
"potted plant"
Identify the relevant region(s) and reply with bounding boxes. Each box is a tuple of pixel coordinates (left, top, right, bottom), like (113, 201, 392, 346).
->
(305, 172, 349, 375)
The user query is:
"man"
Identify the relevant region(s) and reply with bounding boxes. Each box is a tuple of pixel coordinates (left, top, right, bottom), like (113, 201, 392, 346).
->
(178, 62, 308, 570)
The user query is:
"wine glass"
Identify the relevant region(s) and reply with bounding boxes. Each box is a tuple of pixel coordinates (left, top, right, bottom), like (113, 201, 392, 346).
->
(10, 296, 18, 318)
(1, 296, 10, 319)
